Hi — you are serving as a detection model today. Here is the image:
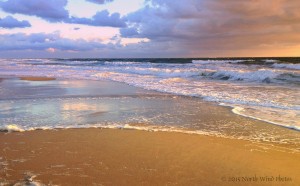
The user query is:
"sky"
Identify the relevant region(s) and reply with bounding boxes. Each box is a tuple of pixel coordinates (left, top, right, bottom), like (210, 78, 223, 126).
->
(0, 0, 300, 58)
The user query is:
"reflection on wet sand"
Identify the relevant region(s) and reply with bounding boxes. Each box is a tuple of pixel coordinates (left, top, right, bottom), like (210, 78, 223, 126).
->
(79, 111, 108, 117)
(62, 102, 109, 121)
(62, 102, 98, 111)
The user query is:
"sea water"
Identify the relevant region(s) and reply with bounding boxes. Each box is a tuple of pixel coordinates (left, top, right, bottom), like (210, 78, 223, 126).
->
(0, 58, 299, 149)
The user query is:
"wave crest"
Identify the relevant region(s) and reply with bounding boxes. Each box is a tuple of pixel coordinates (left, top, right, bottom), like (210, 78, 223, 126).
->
(0, 124, 24, 132)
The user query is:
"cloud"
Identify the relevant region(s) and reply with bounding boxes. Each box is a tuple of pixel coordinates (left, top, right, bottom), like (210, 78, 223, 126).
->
(121, 0, 300, 56)
(0, 0, 69, 22)
(0, 31, 173, 58)
(0, 32, 107, 51)
(0, 16, 31, 28)
(0, 0, 126, 27)
(85, 0, 114, 5)
(68, 10, 126, 27)
(1, 0, 300, 57)
(120, 27, 139, 37)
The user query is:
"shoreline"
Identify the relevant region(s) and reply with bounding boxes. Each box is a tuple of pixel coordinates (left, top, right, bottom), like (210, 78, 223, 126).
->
(1, 128, 300, 185)
(1, 124, 299, 154)
(0, 75, 300, 185)
(0, 75, 299, 147)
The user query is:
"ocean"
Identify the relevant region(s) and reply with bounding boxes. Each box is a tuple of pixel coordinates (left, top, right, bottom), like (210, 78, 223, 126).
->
(0, 57, 299, 149)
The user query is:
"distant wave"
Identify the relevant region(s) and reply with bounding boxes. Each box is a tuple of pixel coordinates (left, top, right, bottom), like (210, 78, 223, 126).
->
(192, 59, 252, 64)
(263, 59, 279, 63)
(272, 63, 300, 70)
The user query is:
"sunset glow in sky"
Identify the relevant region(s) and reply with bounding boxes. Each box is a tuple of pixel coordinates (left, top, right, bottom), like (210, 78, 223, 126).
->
(0, 0, 300, 58)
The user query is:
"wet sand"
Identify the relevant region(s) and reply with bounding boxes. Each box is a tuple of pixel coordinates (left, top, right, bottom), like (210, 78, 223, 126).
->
(0, 129, 299, 186)
(19, 76, 56, 81)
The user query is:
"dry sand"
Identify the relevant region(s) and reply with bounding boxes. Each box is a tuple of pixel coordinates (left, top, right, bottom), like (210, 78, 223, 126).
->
(0, 128, 299, 186)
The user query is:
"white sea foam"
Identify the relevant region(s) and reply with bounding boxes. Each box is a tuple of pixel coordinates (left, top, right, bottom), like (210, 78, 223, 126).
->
(12, 173, 45, 186)
(159, 77, 188, 84)
(104, 61, 142, 65)
(0, 124, 25, 132)
(0, 125, 52, 132)
(93, 124, 225, 137)
(230, 105, 300, 131)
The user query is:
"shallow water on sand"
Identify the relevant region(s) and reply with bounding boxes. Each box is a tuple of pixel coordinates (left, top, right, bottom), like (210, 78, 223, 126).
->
(0, 77, 299, 151)
(0, 58, 299, 130)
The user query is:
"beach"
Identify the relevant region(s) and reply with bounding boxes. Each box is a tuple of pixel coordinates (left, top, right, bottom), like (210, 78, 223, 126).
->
(0, 0, 300, 184)
(1, 129, 299, 186)
(0, 71, 299, 185)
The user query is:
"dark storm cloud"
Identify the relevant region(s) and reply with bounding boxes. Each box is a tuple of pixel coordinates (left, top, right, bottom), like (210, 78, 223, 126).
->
(0, 16, 31, 28)
(67, 10, 126, 28)
(0, 0, 69, 22)
(85, 0, 114, 5)
(121, 0, 300, 56)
